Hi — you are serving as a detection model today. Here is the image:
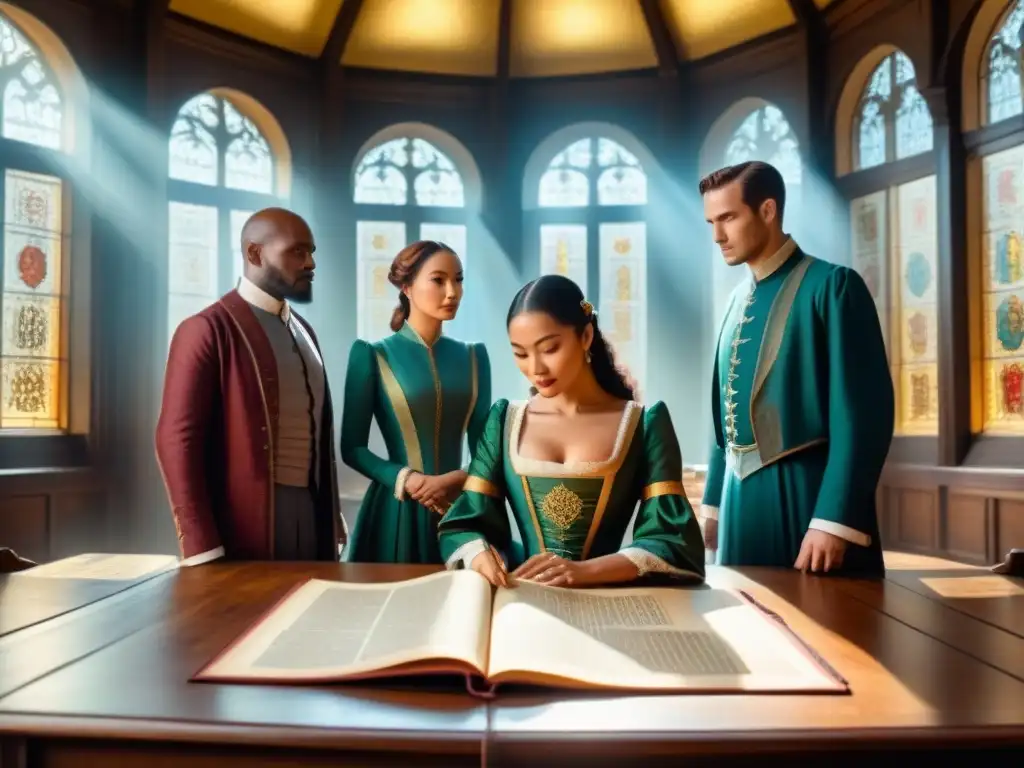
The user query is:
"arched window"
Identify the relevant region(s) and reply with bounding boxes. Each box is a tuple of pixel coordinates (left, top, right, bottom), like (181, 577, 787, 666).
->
(166, 90, 288, 344)
(353, 129, 472, 343)
(843, 49, 938, 437)
(855, 51, 933, 171)
(0, 10, 74, 430)
(978, 3, 1024, 436)
(531, 133, 649, 387)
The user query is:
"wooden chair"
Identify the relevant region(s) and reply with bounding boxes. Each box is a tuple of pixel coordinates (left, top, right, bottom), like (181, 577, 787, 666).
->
(0, 547, 36, 574)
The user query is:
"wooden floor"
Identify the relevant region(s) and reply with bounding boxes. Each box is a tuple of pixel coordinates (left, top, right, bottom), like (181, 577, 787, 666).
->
(0, 551, 1021, 766)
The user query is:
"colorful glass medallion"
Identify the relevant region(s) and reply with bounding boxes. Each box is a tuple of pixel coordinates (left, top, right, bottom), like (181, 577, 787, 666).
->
(904, 251, 932, 298)
(997, 294, 1024, 352)
(1002, 363, 1023, 415)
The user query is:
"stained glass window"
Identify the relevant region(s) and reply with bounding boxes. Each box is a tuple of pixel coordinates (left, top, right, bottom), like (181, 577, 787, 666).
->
(985, 1, 1024, 125)
(0, 13, 70, 431)
(849, 178, 940, 436)
(0, 15, 63, 151)
(353, 133, 471, 342)
(167, 91, 282, 346)
(855, 51, 933, 170)
(981, 144, 1024, 435)
(534, 134, 649, 388)
(1, 169, 65, 428)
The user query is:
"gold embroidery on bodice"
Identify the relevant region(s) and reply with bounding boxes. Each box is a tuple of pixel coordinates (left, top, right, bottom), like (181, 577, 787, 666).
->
(540, 483, 584, 539)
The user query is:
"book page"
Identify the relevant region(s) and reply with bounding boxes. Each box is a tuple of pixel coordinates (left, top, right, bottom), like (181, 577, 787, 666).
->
(920, 575, 1024, 598)
(487, 582, 844, 693)
(195, 570, 492, 682)
(14, 553, 179, 581)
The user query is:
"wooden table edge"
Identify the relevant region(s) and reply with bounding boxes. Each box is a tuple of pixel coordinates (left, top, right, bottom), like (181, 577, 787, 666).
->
(0, 713, 484, 754)
(486, 724, 1024, 751)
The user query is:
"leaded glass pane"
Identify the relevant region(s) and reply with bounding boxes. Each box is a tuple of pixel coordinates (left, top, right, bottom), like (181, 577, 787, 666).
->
(223, 101, 273, 194)
(169, 93, 219, 186)
(411, 138, 464, 207)
(0, 15, 62, 150)
(987, 1, 1024, 124)
(596, 138, 646, 205)
(724, 106, 802, 185)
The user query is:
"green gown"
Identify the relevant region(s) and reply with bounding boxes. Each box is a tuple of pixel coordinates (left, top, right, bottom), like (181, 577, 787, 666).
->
(341, 322, 490, 564)
(702, 239, 894, 576)
(438, 398, 706, 582)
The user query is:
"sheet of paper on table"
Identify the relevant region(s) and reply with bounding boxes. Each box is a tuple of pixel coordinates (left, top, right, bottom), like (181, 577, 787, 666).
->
(13, 553, 180, 581)
(920, 575, 1024, 599)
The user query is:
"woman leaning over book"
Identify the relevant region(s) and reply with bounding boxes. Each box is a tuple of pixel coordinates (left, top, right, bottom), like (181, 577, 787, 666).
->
(342, 241, 491, 564)
(437, 274, 705, 587)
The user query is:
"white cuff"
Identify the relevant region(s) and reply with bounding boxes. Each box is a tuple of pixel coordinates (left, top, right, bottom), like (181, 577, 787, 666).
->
(699, 504, 719, 521)
(619, 547, 703, 580)
(445, 538, 488, 570)
(809, 518, 871, 547)
(394, 467, 413, 501)
(180, 546, 224, 566)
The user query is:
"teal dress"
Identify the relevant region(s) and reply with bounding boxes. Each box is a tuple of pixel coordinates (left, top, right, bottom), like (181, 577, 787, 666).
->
(702, 240, 894, 576)
(341, 323, 490, 563)
(438, 398, 705, 582)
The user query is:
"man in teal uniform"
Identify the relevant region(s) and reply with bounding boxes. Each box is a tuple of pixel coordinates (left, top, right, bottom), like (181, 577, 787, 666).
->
(699, 161, 894, 576)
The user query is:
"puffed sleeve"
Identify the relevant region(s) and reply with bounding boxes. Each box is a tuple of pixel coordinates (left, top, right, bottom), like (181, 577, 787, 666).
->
(438, 399, 511, 569)
(466, 343, 492, 459)
(340, 339, 410, 497)
(619, 401, 706, 582)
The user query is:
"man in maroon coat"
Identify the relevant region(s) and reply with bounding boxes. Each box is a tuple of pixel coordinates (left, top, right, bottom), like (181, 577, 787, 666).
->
(156, 208, 346, 564)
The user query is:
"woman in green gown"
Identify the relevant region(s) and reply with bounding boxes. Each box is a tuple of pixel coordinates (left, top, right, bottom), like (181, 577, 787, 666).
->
(342, 241, 491, 563)
(437, 275, 705, 588)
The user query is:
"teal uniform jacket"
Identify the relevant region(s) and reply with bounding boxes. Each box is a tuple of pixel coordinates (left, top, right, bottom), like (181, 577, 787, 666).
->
(341, 322, 490, 564)
(438, 398, 706, 582)
(702, 239, 894, 576)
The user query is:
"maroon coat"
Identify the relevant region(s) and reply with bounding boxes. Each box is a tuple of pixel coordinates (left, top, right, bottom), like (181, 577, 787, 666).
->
(155, 290, 345, 561)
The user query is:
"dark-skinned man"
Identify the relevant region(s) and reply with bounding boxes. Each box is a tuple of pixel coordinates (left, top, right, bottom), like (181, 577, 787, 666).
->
(156, 207, 346, 564)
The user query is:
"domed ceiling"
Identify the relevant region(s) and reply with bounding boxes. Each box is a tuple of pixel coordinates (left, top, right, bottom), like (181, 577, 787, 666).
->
(169, 0, 837, 77)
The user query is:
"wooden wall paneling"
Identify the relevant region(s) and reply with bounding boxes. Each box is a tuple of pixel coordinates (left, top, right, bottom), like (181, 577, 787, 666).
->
(996, 499, 1024, 558)
(944, 491, 989, 564)
(0, 737, 27, 768)
(0, 496, 48, 563)
(48, 492, 109, 561)
(892, 487, 940, 553)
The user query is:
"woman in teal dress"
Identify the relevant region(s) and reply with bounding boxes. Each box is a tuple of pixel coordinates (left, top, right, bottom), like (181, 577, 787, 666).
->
(437, 274, 704, 588)
(342, 240, 491, 563)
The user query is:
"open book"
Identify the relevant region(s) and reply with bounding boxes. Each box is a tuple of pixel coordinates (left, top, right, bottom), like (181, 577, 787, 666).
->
(192, 570, 848, 696)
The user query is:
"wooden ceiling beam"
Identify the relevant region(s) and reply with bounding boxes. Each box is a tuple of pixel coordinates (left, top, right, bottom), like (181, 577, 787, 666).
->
(322, 0, 366, 69)
(787, 0, 824, 29)
(639, 0, 679, 75)
(496, 0, 512, 79)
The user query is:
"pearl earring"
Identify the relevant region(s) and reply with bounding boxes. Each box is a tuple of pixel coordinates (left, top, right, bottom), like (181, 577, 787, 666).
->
(585, 350, 592, 364)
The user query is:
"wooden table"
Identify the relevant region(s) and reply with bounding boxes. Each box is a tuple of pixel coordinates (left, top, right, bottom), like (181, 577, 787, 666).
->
(0, 559, 1022, 766)
(0, 553, 176, 638)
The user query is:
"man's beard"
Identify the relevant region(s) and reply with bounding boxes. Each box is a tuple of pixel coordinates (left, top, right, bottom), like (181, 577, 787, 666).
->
(261, 264, 313, 304)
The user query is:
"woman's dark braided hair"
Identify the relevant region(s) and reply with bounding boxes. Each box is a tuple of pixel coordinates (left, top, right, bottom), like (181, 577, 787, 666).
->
(506, 274, 634, 401)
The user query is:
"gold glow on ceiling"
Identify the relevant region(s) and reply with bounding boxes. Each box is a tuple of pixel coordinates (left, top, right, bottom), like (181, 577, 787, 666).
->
(512, 0, 657, 77)
(660, 0, 795, 61)
(342, 0, 500, 76)
(813, 0, 836, 7)
(169, 0, 344, 57)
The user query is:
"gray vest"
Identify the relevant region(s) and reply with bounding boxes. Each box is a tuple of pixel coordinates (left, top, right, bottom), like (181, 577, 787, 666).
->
(251, 306, 325, 488)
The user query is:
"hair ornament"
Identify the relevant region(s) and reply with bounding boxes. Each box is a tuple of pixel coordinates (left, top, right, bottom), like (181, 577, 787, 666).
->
(580, 299, 594, 317)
